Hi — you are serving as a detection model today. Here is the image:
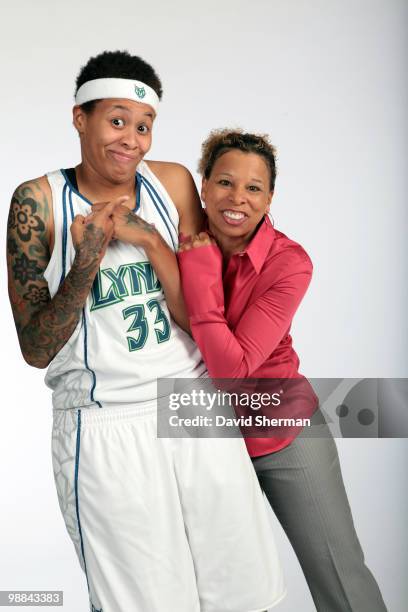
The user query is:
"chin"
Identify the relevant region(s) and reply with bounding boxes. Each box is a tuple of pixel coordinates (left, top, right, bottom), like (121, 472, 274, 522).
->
(222, 223, 251, 235)
(109, 167, 137, 183)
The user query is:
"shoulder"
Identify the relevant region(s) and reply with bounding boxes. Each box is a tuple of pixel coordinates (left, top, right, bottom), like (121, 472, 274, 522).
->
(144, 160, 198, 210)
(145, 160, 195, 195)
(146, 160, 192, 177)
(10, 175, 53, 243)
(269, 227, 313, 273)
(145, 160, 204, 234)
(12, 175, 52, 201)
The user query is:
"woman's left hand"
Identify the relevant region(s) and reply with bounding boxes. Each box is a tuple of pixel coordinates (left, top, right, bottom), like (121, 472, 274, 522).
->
(111, 204, 157, 248)
(85, 200, 157, 249)
(178, 232, 216, 252)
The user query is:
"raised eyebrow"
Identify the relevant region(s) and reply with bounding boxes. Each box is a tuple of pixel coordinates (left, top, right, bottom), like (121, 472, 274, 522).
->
(108, 104, 131, 113)
(107, 105, 154, 120)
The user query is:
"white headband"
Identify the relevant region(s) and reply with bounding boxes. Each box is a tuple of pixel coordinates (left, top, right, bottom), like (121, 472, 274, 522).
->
(75, 78, 160, 113)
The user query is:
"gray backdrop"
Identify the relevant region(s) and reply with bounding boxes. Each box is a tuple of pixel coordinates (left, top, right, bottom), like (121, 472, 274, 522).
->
(0, 1, 407, 610)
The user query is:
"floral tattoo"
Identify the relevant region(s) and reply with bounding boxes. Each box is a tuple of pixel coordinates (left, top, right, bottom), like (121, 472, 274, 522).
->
(23, 283, 49, 306)
(12, 252, 43, 286)
(8, 196, 45, 242)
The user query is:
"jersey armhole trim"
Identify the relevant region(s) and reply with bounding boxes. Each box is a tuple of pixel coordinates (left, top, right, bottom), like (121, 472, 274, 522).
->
(140, 161, 180, 226)
(43, 171, 65, 293)
(140, 177, 177, 250)
(61, 169, 93, 206)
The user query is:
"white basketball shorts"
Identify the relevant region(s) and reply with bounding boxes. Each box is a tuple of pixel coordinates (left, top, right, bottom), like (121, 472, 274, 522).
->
(52, 403, 285, 612)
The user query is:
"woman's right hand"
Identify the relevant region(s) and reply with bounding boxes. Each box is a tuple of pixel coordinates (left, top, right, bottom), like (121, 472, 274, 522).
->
(178, 232, 216, 252)
(70, 196, 128, 265)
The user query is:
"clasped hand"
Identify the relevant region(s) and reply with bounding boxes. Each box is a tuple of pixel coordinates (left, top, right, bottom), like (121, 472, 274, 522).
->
(90, 198, 157, 246)
(70, 196, 158, 266)
(178, 232, 216, 252)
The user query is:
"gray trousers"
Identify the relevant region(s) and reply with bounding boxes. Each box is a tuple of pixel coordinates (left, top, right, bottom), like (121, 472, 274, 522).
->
(251, 416, 387, 611)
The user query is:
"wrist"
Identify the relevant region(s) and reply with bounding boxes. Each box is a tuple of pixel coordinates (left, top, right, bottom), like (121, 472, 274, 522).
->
(140, 228, 162, 252)
(73, 247, 101, 272)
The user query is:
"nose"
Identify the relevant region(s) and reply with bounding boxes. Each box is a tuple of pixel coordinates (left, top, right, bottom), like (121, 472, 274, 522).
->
(229, 185, 247, 206)
(119, 126, 141, 150)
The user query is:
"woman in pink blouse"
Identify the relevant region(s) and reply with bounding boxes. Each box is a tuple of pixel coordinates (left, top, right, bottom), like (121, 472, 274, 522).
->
(178, 129, 386, 612)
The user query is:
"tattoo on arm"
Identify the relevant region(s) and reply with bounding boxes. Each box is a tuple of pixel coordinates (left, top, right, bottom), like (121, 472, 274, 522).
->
(19, 249, 101, 367)
(7, 182, 103, 367)
(125, 211, 156, 233)
(7, 181, 51, 343)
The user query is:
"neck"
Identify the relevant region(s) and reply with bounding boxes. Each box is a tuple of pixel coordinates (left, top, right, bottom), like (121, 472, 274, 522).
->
(208, 222, 251, 261)
(75, 160, 136, 204)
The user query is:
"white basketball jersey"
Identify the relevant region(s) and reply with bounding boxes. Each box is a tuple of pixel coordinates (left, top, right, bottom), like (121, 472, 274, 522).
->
(44, 162, 205, 410)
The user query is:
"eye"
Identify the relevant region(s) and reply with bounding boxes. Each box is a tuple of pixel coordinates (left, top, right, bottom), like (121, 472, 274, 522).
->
(111, 118, 125, 128)
(138, 124, 150, 134)
(218, 179, 231, 186)
(248, 185, 261, 192)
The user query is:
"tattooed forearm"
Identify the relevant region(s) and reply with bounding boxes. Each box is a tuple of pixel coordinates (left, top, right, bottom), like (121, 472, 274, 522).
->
(74, 223, 106, 262)
(18, 223, 106, 368)
(19, 256, 99, 367)
(125, 211, 156, 233)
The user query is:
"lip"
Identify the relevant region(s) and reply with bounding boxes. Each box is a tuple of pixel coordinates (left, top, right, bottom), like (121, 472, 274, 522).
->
(107, 150, 138, 164)
(220, 209, 248, 226)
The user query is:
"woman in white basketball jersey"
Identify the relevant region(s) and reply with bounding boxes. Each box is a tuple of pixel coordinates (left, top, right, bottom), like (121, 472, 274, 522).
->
(7, 51, 285, 612)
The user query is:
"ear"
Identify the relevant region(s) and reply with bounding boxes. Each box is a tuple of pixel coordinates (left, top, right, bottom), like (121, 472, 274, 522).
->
(265, 190, 274, 214)
(72, 105, 87, 135)
(201, 178, 208, 208)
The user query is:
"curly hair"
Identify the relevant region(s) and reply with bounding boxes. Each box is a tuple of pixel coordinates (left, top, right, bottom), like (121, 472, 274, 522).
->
(75, 50, 163, 113)
(198, 128, 277, 191)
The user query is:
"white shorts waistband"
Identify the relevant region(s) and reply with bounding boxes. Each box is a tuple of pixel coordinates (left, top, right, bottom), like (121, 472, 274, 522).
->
(53, 401, 158, 429)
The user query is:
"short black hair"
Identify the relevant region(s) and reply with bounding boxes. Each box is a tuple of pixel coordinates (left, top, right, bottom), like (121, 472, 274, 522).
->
(75, 50, 163, 113)
(198, 129, 277, 191)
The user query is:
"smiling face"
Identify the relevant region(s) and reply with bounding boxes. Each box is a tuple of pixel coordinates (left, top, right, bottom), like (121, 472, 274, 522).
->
(73, 98, 154, 184)
(201, 149, 273, 249)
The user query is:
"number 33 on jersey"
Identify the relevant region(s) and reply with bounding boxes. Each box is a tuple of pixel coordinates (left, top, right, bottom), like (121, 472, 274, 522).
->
(91, 261, 171, 351)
